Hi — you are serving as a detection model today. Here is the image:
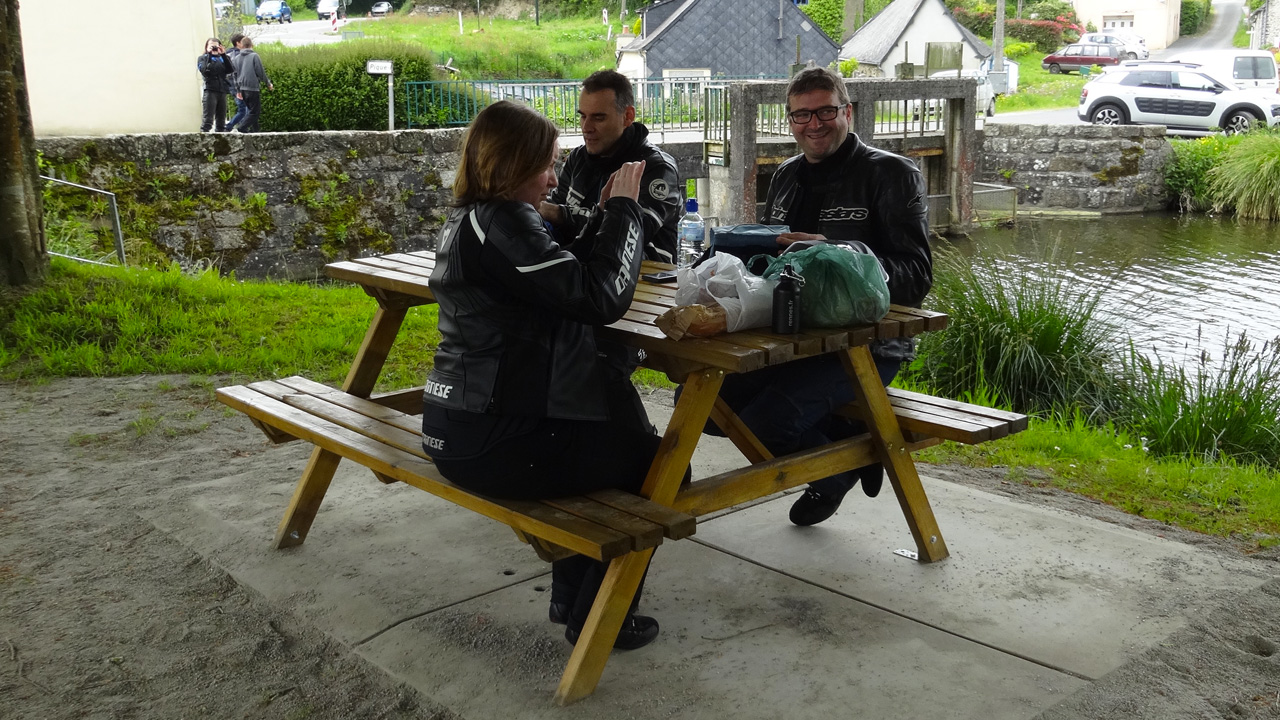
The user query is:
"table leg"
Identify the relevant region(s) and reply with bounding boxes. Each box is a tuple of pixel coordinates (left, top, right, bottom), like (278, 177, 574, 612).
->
(553, 369, 722, 702)
(274, 304, 408, 549)
(840, 347, 950, 563)
(554, 548, 654, 705)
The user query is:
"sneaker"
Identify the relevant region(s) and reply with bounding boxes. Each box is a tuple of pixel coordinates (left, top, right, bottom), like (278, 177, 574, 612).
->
(564, 614, 659, 650)
(548, 601, 570, 625)
(788, 487, 846, 526)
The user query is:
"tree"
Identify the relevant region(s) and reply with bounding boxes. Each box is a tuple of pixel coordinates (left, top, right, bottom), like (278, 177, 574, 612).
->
(1, 0, 47, 287)
(802, 0, 846, 43)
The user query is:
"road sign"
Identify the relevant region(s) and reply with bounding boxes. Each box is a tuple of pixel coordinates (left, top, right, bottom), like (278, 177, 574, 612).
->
(366, 60, 393, 75)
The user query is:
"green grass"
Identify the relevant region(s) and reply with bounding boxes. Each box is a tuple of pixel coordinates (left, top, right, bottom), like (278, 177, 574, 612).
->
(0, 258, 439, 391)
(995, 59, 1089, 113)
(1209, 129, 1280, 219)
(913, 411, 1280, 544)
(360, 14, 618, 79)
(1233, 17, 1251, 48)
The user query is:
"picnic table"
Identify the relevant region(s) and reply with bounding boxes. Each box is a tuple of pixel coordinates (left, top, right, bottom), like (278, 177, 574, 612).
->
(217, 250, 1026, 705)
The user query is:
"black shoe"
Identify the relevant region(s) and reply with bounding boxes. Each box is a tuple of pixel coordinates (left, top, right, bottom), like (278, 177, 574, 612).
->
(564, 614, 659, 650)
(789, 488, 846, 526)
(859, 467, 884, 498)
(549, 601, 570, 625)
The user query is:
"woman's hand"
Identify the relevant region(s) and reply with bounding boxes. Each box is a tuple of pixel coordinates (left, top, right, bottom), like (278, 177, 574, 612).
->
(600, 160, 646, 206)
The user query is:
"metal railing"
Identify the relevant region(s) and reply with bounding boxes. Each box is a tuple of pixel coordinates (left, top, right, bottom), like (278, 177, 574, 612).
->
(928, 182, 1016, 229)
(405, 75, 786, 131)
(40, 175, 126, 265)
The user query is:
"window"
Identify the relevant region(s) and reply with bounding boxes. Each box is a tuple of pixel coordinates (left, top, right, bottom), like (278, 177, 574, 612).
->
(1120, 70, 1170, 87)
(1063, 46, 1082, 56)
(1235, 57, 1278, 81)
(1103, 15, 1135, 28)
(1172, 72, 1218, 91)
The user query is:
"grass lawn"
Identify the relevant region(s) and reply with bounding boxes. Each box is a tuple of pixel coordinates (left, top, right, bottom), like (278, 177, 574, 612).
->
(3, 258, 1277, 548)
(996, 57, 1090, 113)
(360, 13, 618, 79)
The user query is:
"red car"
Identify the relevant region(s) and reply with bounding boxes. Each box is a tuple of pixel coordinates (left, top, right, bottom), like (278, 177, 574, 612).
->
(1042, 44, 1122, 74)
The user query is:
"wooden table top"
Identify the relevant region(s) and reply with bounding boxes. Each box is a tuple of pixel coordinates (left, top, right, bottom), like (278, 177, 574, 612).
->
(327, 250, 948, 375)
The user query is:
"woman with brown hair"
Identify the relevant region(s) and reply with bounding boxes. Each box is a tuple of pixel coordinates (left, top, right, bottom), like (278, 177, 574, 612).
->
(421, 100, 669, 650)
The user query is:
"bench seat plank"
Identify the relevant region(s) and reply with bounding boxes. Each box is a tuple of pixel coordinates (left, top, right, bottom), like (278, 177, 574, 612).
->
(586, 490, 696, 540)
(837, 387, 1027, 445)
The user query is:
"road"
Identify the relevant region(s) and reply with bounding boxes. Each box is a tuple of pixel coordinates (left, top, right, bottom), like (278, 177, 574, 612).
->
(243, 16, 380, 47)
(988, 1, 1244, 127)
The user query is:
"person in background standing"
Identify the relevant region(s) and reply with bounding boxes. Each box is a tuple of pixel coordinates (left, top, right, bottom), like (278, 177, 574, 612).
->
(224, 33, 248, 132)
(231, 36, 273, 133)
(197, 38, 234, 133)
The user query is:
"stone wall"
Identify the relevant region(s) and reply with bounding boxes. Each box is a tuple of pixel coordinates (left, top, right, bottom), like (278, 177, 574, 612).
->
(978, 124, 1173, 213)
(37, 130, 465, 280)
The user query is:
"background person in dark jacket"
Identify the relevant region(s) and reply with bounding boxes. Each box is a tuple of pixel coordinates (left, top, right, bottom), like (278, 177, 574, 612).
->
(197, 38, 235, 132)
(422, 100, 678, 651)
(712, 66, 933, 527)
(230, 37, 273, 133)
(538, 70, 681, 265)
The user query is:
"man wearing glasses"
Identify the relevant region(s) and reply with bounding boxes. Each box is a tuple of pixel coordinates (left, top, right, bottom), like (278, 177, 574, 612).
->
(714, 65, 934, 527)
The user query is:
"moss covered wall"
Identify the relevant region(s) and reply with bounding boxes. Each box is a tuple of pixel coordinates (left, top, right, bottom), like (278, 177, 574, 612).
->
(979, 124, 1174, 213)
(35, 130, 465, 279)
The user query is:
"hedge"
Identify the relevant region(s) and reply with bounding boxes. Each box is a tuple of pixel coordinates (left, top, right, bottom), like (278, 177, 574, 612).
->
(1180, 0, 1212, 34)
(1005, 19, 1064, 52)
(257, 41, 439, 132)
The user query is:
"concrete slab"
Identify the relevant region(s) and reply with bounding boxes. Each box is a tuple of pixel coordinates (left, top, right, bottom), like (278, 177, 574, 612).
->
(693, 482, 1271, 680)
(133, 392, 1274, 717)
(360, 539, 1084, 720)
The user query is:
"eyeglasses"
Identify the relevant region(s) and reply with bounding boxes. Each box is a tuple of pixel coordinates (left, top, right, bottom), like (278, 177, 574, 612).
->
(787, 105, 843, 124)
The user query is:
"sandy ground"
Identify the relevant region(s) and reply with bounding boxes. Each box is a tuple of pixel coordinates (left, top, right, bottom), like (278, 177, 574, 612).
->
(2, 375, 1278, 719)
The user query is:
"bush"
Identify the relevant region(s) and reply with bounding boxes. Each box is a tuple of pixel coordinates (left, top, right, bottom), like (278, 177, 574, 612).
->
(1006, 18, 1064, 52)
(257, 40, 439, 131)
(837, 57, 860, 77)
(952, 7, 994, 37)
(1003, 40, 1036, 58)
(801, 0, 845, 43)
(1165, 135, 1239, 212)
(1181, 0, 1211, 34)
(910, 242, 1120, 417)
(1117, 334, 1280, 467)
(1209, 130, 1280, 220)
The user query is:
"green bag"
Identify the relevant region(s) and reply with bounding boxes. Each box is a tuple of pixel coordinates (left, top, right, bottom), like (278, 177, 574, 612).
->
(754, 243, 891, 327)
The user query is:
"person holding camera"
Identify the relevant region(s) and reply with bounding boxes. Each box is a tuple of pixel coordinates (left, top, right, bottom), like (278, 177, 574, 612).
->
(197, 38, 235, 133)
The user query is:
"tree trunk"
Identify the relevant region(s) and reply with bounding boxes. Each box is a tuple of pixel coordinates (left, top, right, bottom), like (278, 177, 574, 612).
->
(0, 0, 47, 288)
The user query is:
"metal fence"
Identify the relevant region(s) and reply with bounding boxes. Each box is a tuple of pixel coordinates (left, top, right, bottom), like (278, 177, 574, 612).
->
(927, 182, 1016, 229)
(40, 176, 126, 265)
(405, 76, 786, 132)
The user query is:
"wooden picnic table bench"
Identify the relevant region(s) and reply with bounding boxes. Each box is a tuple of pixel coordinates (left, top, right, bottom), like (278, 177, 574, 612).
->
(217, 250, 1027, 705)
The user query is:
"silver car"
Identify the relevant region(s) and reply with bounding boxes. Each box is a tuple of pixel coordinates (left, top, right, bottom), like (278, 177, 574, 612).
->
(371, 1, 393, 16)
(1080, 32, 1149, 61)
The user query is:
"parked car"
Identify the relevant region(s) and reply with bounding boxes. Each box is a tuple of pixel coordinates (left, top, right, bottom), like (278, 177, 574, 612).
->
(371, 1, 393, 16)
(1077, 62, 1280, 134)
(255, 0, 292, 23)
(214, 2, 233, 19)
(1164, 50, 1279, 93)
(317, 0, 345, 20)
(916, 69, 997, 117)
(1080, 32, 1149, 60)
(1042, 43, 1122, 74)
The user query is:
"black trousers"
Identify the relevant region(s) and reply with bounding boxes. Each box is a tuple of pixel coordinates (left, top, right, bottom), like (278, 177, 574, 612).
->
(200, 90, 227, 132)
(238, 90, 262, 133)
(430, 380, 675, 629)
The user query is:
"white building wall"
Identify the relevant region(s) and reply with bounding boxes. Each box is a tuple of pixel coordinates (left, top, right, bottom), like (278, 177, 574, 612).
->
(881, 0, 988, 73)
(20, 0, 215, 136)
(1071, 0, 1180, 50)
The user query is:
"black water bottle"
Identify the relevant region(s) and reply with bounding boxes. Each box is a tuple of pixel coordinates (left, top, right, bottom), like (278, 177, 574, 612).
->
(772, 264, 802, 334)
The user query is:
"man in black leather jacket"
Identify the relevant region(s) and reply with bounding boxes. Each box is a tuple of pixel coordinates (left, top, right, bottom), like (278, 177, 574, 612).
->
(719, 66, 933, 527)
(539, 70, 681, 265)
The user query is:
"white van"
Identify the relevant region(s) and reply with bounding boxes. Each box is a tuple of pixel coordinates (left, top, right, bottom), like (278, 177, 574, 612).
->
(1166, 50, 1279, 92)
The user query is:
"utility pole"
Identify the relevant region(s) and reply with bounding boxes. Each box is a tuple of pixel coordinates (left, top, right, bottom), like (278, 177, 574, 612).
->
(0, 0, 48, 287)
(993, 0, 1006, 74)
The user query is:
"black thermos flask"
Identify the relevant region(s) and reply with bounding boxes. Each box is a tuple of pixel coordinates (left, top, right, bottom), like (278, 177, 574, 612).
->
(772, 263, 801, 334)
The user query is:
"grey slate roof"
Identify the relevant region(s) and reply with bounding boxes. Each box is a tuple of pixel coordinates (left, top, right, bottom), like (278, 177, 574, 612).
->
(841, 0, 992, 65)
(626, 0, 839, 78)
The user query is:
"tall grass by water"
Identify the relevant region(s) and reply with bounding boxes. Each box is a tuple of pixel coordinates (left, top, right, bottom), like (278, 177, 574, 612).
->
(1209, 130, 1280, 221)
(910, 242, 1119, 417)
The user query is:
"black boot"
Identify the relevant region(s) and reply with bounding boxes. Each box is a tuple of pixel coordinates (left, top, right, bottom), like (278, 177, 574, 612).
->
(565, 614, 660, 650)
(788, 487, 847, 526)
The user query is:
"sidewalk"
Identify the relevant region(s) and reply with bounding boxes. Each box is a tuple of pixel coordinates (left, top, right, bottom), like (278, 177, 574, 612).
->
(135, 389, 1278, 719)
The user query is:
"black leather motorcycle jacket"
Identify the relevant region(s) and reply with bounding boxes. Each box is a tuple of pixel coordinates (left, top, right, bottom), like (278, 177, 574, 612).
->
(547, 123, 681, 265)
(425, 197, 645, 421)
(763, 133, 933, 360)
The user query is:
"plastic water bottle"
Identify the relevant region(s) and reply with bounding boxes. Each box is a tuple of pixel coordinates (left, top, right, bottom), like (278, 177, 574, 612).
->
(678, 198, 705, 267)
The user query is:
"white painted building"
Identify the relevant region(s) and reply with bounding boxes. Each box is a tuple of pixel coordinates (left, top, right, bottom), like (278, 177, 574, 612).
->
(1070, 0, 1181, 50)
(20, 0, 216, 136)
(839, 0, 993, 75)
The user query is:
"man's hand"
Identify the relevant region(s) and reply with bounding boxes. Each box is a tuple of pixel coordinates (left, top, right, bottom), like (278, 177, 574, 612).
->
(777, 231, 827, 246)
(537, 201, 563, 225)
(600, 160, 646, 205)
(236, 92, 243, 100)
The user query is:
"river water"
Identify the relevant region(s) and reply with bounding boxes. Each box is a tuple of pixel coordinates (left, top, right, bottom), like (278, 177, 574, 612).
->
(938, 213, 1280, 367)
